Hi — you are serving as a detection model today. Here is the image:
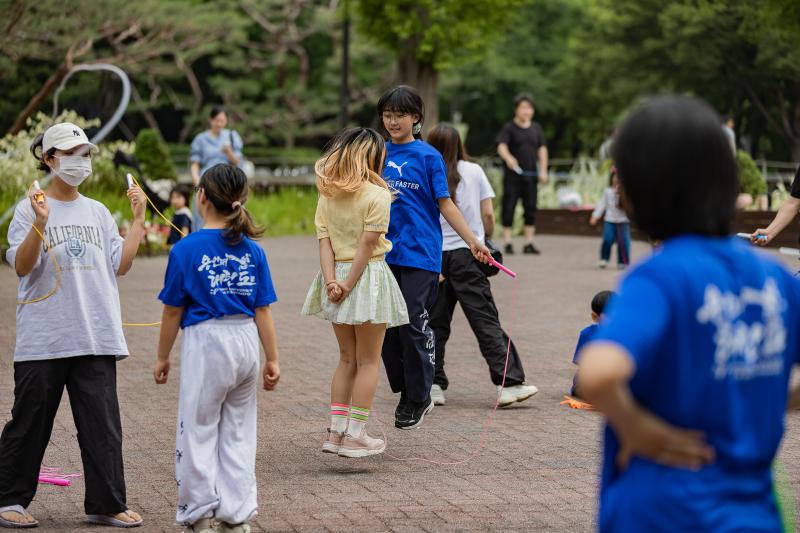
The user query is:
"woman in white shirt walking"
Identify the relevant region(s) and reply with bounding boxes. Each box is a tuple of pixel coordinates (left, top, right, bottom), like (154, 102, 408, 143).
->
(0, 123, 145, 529)
(426, 124, 538, 408)
(590, 168, 631, 269)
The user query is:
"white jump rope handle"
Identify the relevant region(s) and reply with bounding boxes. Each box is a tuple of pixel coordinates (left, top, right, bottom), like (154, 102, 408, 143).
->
(126, 173, 135, 189)
(736, 232, 767, 241)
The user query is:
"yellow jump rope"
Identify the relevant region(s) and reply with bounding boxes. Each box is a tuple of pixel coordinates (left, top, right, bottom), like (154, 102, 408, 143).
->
(18, 173, 186, 328)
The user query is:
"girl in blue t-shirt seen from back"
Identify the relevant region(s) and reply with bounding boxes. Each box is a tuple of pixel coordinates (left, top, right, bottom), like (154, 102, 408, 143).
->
(153, 164, 280, 533)
(578, 96, 800, 532)
(376, 85, 491, 430)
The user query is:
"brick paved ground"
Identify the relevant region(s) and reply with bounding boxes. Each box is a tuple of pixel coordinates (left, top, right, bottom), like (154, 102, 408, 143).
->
(0, 234, 798, 532)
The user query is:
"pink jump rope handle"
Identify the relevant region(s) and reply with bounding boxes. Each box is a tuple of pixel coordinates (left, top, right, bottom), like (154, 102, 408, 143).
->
(38, 476, 71, 487)
(488, 256, 516, 278)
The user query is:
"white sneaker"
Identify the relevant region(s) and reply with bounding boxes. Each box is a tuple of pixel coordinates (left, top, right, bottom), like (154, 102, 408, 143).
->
(430, 384, 446, 406)
(598, 260, 608, 269)
(497, 384, 539, 407)
(185, 518, 220, 533)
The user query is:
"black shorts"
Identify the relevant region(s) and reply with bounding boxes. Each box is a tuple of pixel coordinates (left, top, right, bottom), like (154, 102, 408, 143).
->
(501, 175, 538, 227)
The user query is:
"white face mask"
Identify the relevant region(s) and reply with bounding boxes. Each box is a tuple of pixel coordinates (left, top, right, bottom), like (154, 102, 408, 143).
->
(55, 155, 92, 186)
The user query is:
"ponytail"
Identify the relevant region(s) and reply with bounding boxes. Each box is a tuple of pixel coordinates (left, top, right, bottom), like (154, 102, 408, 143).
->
(200, 164, 263, 244)
(30, 132, 54, 172)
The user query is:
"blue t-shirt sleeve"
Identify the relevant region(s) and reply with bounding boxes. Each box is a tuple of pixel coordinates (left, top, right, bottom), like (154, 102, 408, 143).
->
(190, 134, 204, 164)
(232, 130, 244, 158)
(428, 152, 450, 200)
(572, 326, 593, 365)
(255, 247, 278, 308)
(158, 248, 188, 307)
(592, 272, 671, 373)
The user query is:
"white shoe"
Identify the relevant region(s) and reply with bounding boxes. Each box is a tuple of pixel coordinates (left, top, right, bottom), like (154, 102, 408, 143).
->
(598, 260, 608, 269)
(185, 518, 220, 533)
(221, 522, 251, 533)
(497, 384, 539, 407)
(430, 384, 446, 406)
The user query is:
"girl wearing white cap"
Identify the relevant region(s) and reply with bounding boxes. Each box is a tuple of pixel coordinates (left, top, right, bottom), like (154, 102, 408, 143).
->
(0, 122, 146, 528)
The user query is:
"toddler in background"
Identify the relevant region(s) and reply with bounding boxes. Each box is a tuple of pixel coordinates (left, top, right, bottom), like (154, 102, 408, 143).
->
(590, 168, 630, 269)
(570, 290, 613, 399)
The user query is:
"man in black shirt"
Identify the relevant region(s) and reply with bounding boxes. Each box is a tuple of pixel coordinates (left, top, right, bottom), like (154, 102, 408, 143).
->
(496, 93, 549, 254)
(752, 165, 800, 246)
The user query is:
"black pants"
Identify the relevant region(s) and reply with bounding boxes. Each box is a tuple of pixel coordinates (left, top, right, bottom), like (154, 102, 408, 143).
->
(0, 356, 127, 515)
(429, 248, 526, 389)
(381, 265, 440, 403)
(502, 175, 538, 227)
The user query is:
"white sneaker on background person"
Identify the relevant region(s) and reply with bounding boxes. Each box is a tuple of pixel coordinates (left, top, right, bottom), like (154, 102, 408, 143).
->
(431, 384, 446, 406)
(497, 383, 539, 407)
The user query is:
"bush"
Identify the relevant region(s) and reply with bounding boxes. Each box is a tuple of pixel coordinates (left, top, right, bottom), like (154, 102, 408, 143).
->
(246, 187, 317, 237)
(135, 129, 177, 182)
(737, 150, 767, 197)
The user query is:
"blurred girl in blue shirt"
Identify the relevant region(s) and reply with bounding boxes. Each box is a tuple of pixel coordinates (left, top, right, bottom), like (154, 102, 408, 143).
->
(578, 96, 800, 532)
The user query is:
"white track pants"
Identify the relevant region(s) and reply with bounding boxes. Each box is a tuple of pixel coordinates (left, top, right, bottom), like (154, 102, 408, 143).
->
(175, 316, 260, 525)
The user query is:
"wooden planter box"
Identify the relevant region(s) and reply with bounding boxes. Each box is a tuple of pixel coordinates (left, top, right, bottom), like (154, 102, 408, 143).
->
(535, 209, 799, 248)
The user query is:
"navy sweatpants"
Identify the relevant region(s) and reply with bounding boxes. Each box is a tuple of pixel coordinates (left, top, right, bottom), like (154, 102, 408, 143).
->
(381, 265, 440, 403)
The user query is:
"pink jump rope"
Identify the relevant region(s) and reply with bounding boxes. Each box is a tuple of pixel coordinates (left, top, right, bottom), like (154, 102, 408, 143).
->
(38, 467, 81, 487)
(375, 254, 518, 465)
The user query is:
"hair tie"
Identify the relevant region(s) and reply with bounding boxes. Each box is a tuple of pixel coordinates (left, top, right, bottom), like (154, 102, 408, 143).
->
(231, 200, 242, 210)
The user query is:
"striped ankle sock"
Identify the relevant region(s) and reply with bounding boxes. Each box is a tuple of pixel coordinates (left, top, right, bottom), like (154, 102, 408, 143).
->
(346, 406, 370, 437)
(330, 403, 350, 433)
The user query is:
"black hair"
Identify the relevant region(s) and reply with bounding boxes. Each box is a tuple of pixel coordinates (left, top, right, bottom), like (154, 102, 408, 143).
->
(30, 132, 56, 172)
(170, 184, 191, 205)
(427, 123, 470, 201)
(611, 95, 738, 240)
(513, 93, 535, 109)
(209, 106, 226, 119)
(721, 114, 733, 123)
(199, 164, 262, 244)
(591, 290, 614, 315)
(377, 85, 424, 136)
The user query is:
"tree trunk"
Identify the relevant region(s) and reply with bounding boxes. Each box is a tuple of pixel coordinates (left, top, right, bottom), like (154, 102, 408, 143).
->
(397, 51, 438, 134)
(793, 82, 800, 162)
(8, 63, 70, 134)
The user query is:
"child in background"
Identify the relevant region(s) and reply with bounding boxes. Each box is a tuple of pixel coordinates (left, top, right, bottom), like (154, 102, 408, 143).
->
(153, 164, 280, 533)
(570, 290, 613, 399)
(578, 96, 800, 532)
(377, 85, 491, 429)
(301, 128, 408, 457)
(590, 168, 630, 269)
(167, 185, 193, 246)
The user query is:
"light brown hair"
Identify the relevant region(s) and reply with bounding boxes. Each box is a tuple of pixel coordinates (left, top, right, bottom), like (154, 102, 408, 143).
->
(315, 128, 388, 198)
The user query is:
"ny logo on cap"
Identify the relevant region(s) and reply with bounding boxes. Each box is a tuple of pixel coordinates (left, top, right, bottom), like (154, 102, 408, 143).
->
(72, 129, 80, 136)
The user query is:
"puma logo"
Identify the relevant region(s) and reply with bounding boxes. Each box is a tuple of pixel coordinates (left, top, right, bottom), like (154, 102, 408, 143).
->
(387, 160, 408, 177)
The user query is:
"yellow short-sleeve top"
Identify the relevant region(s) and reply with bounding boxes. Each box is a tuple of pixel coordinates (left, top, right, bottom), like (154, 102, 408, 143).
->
(314, 182, 392, 262)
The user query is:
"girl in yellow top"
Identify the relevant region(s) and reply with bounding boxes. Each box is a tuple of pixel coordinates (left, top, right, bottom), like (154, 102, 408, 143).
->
(302, 128, 408, 458)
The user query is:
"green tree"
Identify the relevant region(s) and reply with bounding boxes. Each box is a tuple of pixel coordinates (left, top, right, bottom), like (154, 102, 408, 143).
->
(0, 0, 243, 137)
(135, 129, 178, 182)
(557, 0, 800, 160)
(355, 0, 527, 128)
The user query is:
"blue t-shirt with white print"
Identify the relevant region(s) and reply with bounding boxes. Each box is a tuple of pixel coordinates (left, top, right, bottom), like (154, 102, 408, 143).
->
(589, 235, 800, 533)
(383, 140, 450, 273)
(159, 229, 277, 328)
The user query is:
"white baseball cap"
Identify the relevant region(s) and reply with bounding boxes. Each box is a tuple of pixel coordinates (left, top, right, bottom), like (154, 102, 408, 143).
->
(42, 122, 98, 154)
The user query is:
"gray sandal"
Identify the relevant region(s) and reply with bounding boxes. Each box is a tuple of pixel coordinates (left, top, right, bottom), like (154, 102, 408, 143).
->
(0, 505, 38, 529)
